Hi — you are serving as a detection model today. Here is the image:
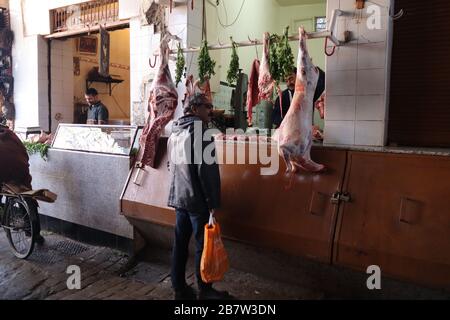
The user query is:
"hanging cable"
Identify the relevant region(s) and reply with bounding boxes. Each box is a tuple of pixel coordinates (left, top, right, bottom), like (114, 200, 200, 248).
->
(207, 0, 246, 29)
(202, 0, 207, 41)
(222, 0, 229, 25)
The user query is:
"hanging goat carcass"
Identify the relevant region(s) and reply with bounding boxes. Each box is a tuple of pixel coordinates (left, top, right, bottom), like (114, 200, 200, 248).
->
(277, 27, 325, 173)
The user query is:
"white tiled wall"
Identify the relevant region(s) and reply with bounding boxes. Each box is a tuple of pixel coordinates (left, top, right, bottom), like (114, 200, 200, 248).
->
(129, 2, 192, 131)
(324, 0, 393, 147)
(50, 39, 74, 133)
(10, 0, 42, 133)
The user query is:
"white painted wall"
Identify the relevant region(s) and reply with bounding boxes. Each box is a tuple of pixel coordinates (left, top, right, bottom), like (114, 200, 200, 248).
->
(50, 39, 74, 133)
(9, 0, 46, 133)
(129, 1, 189, 130)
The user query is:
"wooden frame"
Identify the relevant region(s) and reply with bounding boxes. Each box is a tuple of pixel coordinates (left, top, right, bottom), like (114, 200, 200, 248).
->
(77, 36, 98, 55)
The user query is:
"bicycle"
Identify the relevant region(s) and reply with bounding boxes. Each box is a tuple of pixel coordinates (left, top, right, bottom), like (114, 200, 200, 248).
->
(0, 183, 56, 259)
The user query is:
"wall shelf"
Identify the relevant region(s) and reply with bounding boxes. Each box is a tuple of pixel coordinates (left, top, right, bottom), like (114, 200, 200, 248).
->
(86, 77, 123, 96)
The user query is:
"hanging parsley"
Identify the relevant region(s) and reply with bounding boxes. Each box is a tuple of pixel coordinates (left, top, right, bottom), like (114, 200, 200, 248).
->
(269, 33, 281, 85)
(198, 40, 216, 83)
(278, 26, 295, 81)
(226, 38, 240, 85)
(175, 43, 185, 87)
(268, 27, 296, 85)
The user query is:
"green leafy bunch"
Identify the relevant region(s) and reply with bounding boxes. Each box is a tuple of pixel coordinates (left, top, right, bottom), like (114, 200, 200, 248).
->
(175, 43, 186, 87)
(268, 33, 281, 85)
(226, 38, 240, 85)
(278, 26, 295, 81)
(268, 26, 296, 85)
(198, 40, 216, 83)
(23, 141, 50, 161)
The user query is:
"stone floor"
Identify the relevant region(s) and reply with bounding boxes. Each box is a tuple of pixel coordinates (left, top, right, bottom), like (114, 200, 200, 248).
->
(0, 230, 324, 300)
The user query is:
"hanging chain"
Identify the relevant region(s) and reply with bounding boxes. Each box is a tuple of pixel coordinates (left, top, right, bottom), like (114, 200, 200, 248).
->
(202, 0, 207, 41)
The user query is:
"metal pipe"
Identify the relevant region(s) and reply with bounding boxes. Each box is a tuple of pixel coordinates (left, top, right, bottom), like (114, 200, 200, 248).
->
(166, 9, 344, 54)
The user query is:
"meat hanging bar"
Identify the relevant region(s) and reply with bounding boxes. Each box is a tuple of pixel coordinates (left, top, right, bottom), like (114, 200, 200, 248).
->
(167, 9, 344, 54)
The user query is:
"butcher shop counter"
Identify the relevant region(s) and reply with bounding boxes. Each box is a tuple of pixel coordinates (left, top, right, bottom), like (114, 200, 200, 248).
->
(121, 137, 450, 290)
(29, 124, 141, 250)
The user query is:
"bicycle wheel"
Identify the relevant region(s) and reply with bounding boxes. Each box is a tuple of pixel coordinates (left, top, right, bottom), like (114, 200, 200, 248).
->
(2, 197, 38, 259)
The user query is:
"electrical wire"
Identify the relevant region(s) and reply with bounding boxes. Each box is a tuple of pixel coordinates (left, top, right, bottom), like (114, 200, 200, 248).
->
(206, 0, 246, 29)
(218, 0, 245, 28)
(222, 0, 229, 25)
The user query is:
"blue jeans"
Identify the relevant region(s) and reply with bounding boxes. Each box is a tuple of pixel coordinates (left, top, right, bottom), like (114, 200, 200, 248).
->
(171, 208, 212, 291)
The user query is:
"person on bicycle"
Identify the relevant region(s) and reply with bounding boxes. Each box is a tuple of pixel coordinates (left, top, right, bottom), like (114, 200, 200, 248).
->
(0, 124, 44, 244)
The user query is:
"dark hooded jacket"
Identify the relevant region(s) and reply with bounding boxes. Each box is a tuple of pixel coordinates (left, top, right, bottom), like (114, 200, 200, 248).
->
(0, 125, 32, 189)
(167, 115, 221, 214)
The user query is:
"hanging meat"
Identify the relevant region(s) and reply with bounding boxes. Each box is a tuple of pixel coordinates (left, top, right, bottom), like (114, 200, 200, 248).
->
(139, 35, 178, 168)
(314, 93, 325, 119)
(194, 76, 212, 103)
(246, 59, 260, 126)
(258, 33, 274, 102)
(277, 27, 325, 173)
(183, 74, 195, 105)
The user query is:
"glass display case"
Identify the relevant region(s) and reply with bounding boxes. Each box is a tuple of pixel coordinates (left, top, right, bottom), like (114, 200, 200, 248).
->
(52, 124, 139, 156)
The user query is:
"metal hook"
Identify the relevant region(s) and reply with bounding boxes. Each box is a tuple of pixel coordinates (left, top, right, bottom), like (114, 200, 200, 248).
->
(248, 36, 259, 60)
(149, 55, 158, 68)
(391, 9, 404, 20)
(324, 37, 336, 57)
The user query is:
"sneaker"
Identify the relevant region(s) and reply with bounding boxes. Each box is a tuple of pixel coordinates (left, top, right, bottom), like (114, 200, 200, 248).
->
(174, 285, 197, 300)
(198, 287, 234, 300)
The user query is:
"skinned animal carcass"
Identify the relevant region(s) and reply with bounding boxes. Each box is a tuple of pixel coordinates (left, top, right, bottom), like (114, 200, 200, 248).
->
(277, 27, 325, 173)
(139, 36, 178, 168)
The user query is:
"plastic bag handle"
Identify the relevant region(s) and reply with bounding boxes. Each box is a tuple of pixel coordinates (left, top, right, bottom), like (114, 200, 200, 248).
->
(208, 211, 215, 227)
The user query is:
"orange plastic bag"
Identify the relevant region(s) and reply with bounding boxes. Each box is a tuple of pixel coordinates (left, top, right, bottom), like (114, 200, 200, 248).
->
(200, 213, 229, 283)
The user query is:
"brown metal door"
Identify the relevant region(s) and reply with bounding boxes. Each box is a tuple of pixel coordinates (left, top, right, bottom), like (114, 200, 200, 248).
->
(334, 151, 450, 289)
(217, 143, 347, 263)
(388, 0, 450, 147)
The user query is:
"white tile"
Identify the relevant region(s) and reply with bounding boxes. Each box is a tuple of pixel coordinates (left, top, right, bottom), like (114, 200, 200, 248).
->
(327, 45, 357, 71)
(355, 121, 385, 146)
(340, 0, 357, 11)
(51, 41, 63, 53)
(170, 6, 188, 26)
(356, 95, 386, 121)
(358, 42, 387, 69)
(325, 95, 356, 120)
(357, 69, 385, 95)
(52, 93, 65, 106)
(324, 120, 355, 145)
(335, 16, 359, 45)
(358, 14, 388, 44)
(187, 8, 202, 30)
(327, 0, 340, 23)
(51, 80, 63, 95)
(51, 52, 63, 68)
(187, 25, 202, 46)
(366, 1, 389, 16)
(51, 69, 63, 81)
(62, 55, 73, 69)
(326, 70, 357, 96)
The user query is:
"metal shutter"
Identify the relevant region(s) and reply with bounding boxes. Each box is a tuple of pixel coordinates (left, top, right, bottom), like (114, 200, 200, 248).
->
(388, 0, 450, 147)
